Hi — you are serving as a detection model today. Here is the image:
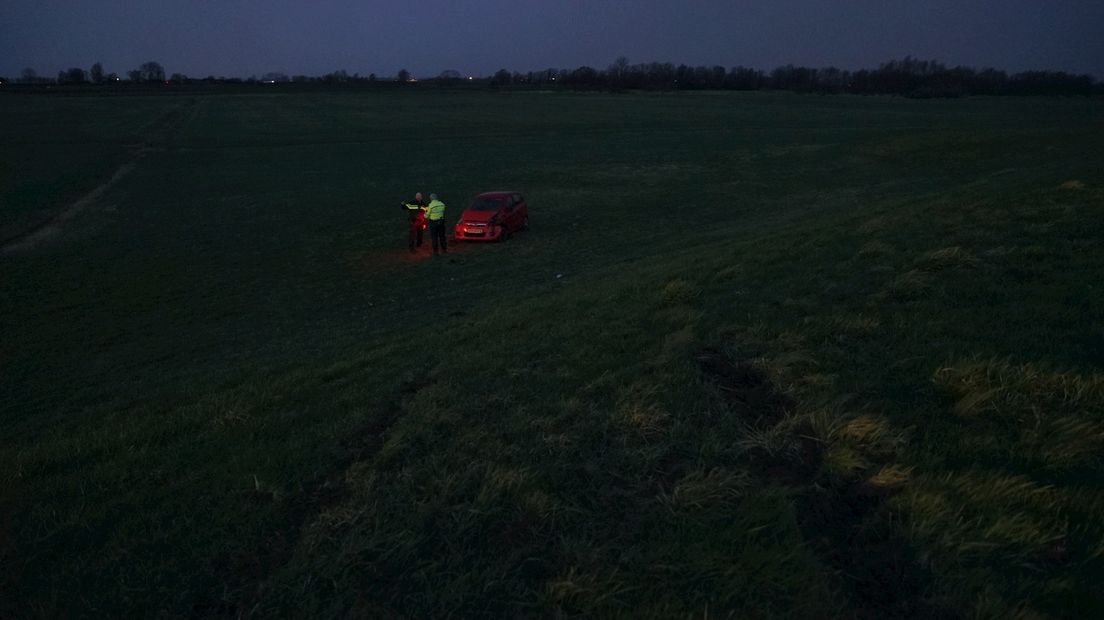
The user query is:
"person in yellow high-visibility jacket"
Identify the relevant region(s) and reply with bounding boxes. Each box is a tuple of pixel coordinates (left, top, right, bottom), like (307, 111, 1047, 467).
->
(425, 193, 448, 255)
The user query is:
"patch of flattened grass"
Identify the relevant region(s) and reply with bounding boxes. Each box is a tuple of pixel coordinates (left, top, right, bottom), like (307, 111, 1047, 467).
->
(857, 215, 892, 234)
(615, 397, 671, 442)
(816, 313, 882, 338)
(878, 246, 980, 301)
(898, 358, 1104, 615)
(657, 467, 751, 515)
(859, 464, 913, 497)
(934, 358, 1104, 470)
(903, 470, 1070, 565)
(711, 263, 744, 283)
(881, 268, 932, 300)
(857, 239, 895, 258)
(836, 414, 908, 461)
(916, 246, 979, 272)
(660, 278, 700, 305)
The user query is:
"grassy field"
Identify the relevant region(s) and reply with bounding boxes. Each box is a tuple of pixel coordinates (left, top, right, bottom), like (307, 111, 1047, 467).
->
(2, 88, 1103, 617)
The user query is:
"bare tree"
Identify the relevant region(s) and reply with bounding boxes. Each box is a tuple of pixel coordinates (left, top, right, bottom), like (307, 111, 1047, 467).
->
(20, 67, 38, 83)
(609, 56, 629, 86)
(58, 67, 87, 84)
(90, 62, 104, 84)
(137, 61, 165, 83)
(397, 68, 411, 82)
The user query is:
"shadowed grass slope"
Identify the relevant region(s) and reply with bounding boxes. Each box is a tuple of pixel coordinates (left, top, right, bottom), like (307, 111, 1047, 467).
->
(2, 90, 1103, 617)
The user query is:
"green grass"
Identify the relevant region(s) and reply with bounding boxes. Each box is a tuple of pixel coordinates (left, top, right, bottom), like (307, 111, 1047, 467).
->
(2, 89, 1103, 617)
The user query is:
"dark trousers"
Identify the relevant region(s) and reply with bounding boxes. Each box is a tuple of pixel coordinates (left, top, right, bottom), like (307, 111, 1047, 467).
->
(429, 221, 447, 254)
(408, 219, 423, 251)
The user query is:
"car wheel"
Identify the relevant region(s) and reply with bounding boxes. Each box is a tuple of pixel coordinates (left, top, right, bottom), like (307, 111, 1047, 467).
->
(500, 225, 512, 242)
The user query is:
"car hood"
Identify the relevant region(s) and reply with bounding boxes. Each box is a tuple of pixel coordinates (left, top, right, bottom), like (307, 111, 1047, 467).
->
(460, 210, 500, 223)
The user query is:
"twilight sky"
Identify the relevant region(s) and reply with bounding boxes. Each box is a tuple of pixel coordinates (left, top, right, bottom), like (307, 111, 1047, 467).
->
(3, 0, 1102, 79)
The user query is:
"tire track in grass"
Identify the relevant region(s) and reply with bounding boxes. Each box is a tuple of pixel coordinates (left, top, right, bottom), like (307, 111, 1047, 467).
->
(1, 99, 203, 255)
(197, 371, 430, 616)
(696, 347, 944, 618)
(1, 160, 139, 254)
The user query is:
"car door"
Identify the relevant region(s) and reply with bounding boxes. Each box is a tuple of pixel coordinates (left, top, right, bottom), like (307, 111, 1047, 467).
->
(501, 195, 518, 230)
(512, 191, 525, 228)
(509, 193, 526, 230)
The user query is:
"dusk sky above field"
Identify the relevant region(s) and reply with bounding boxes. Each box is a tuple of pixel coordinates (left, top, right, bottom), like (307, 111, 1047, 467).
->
(3, 0, 1102, 79)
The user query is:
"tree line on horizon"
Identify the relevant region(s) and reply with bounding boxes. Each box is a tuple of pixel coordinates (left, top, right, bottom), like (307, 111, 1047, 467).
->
(3, 56, 1098, 97)
(537, 56, 1098, 97)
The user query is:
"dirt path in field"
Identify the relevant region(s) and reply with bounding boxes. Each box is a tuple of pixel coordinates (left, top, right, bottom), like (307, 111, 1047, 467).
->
(1, 99, 202, 256)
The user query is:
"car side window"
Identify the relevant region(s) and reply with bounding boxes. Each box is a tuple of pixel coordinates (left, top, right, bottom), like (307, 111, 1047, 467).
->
(512, 193, 523, 205)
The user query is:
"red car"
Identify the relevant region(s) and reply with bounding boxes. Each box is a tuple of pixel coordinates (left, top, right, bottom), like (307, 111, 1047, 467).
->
(453, 191, 529, 242)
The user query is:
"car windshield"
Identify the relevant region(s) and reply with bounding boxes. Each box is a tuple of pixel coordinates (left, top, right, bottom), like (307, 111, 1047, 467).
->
(469, 198, 504, 211)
